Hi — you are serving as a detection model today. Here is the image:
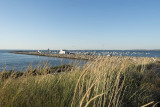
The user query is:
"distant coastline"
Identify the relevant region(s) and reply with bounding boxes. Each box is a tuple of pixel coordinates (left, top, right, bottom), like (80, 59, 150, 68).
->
(9, 49, 160, 59)
(9, 51, 97, 60)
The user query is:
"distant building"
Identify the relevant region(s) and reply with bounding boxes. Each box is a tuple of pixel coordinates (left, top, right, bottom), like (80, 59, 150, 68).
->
(59, 49, 67, 54)
(37, 50, 41, 53)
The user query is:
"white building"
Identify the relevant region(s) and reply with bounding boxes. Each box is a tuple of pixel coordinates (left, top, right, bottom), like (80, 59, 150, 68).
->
(37, 50, 41, 53)
(59, 49, 67, 54)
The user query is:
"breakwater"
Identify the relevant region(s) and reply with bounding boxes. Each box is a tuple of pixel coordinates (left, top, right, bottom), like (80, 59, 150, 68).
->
(9, 51, 100, 60)
(9, 51, 160, 66)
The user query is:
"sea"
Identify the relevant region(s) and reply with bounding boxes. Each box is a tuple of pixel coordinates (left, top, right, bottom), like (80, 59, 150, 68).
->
(0, 50, 86, 72)
(0, 50, 160, 72)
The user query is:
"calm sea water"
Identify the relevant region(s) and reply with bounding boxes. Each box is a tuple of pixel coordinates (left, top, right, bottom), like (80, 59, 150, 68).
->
(0, 50, 160, 72)
(0, 50, 86, 72)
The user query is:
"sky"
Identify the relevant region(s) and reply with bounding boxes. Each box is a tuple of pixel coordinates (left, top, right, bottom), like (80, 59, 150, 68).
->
(0, 0, 160, 50)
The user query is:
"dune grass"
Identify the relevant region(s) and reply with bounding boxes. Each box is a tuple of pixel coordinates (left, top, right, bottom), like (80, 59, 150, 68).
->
(0, 56, 160, 107)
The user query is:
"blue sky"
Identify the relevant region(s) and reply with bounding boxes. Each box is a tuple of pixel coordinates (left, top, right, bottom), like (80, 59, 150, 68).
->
(0, 0, 160, 50)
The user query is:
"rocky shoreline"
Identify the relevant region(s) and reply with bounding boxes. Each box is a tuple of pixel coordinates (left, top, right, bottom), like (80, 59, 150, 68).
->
(9, 51, 100, 60)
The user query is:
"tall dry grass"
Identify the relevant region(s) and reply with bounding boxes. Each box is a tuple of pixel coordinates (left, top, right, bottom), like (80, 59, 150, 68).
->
(0, 56, 160, 107)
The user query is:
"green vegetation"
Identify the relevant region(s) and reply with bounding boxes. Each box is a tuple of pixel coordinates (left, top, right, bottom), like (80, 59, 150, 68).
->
(0, 57, 160, 107)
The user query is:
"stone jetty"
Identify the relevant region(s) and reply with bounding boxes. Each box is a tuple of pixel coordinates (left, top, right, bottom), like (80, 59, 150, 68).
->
(9, 51, 102, 60)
